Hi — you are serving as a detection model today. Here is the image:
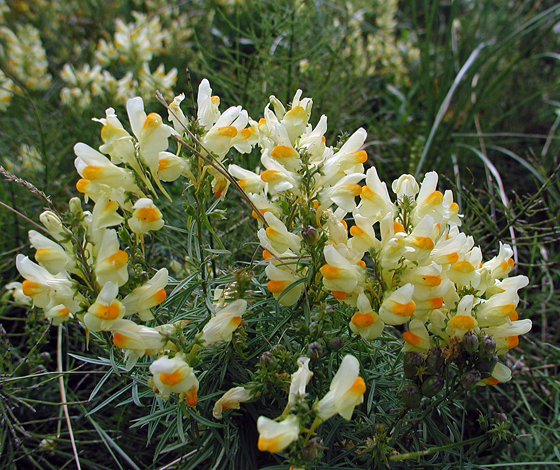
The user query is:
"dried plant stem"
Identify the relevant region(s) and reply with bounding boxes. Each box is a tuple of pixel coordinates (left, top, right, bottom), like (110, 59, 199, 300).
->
(0, 165, 52, 206)
(57, 324, 81, 470)
(0, 200, 49, 234)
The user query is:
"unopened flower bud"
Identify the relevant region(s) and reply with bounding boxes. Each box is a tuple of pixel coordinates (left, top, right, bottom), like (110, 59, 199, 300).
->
(460, 370, 481, 390)
(68, 197, 83, 217)
(403, 351, 423, 379)
(328, 337, 344, 351)
(39, 210, 71, 242)
(308, 342, 322, 360)
(462, 331, 479, 354)
(402, 382, 422, 408)
(476, 355, 498, 374)
(301, 225, 319, 245)
(420, 375, 444, 398)
(479, 335, 496, 359)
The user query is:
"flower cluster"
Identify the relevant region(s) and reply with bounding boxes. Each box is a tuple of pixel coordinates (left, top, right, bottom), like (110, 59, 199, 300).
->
(9, 77, 531, 467)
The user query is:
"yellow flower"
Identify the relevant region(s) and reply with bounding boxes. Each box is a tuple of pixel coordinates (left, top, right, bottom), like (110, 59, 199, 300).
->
(315, 355, 366, 421)
(257, 415, 299, 453)
(128, 198, 164, 234)
(213, 386, 253, 419)
(149, 353, 198, 403)
(201, 299, 246, 346)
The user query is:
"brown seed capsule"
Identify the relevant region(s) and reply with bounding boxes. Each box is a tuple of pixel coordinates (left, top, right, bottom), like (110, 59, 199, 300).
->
(462, 331, 479, 354)
(402, 382, 422, 408)
(403, 351, 423, 379)
(420, 375, 444, 398)
(460, 369, 481, 390)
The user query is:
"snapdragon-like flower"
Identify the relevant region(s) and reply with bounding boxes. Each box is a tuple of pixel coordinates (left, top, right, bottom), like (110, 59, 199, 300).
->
(201, 299, 247, 346)
(150, 353, 199, 403)
(122, 268, 168, 321)
(315, 355, 366, 421)
(28, 230, 74, 275)
(128, 198, 164, 234)
(84, 281, 125, 332)
(213, 386, 253, 419)
(94, 229, 129, 287)
(110, 319, 166, 370)
(287, 356, 313, 409)
(257, 415, 300, 453)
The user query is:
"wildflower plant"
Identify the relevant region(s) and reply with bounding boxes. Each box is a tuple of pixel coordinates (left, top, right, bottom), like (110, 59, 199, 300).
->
(8, 76, 535, 469)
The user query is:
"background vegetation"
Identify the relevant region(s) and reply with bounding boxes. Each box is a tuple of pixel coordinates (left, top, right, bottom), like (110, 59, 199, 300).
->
(0, 0, 559, 468)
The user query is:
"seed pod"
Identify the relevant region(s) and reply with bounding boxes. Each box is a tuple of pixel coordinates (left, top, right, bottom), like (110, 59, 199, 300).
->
(476, 355, 498, 374)
(495, 413, 507, 424)
(479, 335, 496, 359)
(302, 437, 324, 461)
(460, 370, 482, 390)
(308, 342, 322, 360)
(462, 331, 479, 354)
(421, 375, 444, 398)
(403, 351, 423, 379)
(425, 347, 443, 375)
(402, 382, 422, 408)
(328, 337, 344, 351)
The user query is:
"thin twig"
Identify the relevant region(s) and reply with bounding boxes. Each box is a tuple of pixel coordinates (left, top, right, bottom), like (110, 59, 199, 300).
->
(0, 165, 53, 206)
(57, 324, 81, 470)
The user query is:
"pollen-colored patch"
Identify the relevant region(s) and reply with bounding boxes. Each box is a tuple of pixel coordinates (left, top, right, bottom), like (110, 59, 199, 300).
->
(262, 250, 273, 260)
(143, 113, 163, 132)
(506, 336, 519, 349)
(229, 317, 242, 329)
(496, 303, 516, 317)
(158, 158, 171, 171)
(113, 332, 132, 349)
(350, 226, 364, 237)
(217, 126, 238, 138)
(449, 315, 476, 330)
(427, 297, 444, 309)
(352, 312, 375, 328)
(150, 288, 167, 305)
(332, 291, 352, 300)
(106, 250, 129, 269)
(509, 311, 518, 321)
(258, 118, 267, 127)
(35, 248, 55, 263)
(508, 258, 514, 268)
(349, 150, 368, 163)
(82, 166, 104, 180)
(425, 191, 443, 207)
(482, 377, 499, 386)
(361, 186, 377, 201)
(57, 307, 70, 317)
(357, 260, 366, 268)
(160, 369, 185, 386)
(76, 179, 91, 193)
(340, 220, 348, 229)
(421, 275, 441, 287)
(320, 264, 342, 279)
(312, 200, 319, 210)
(22, 280, 43, 296)
(403, 331, 422, 347)
(452, 261, 475, 273)
(412, 236, 434, 250)
(267, 280, 287, 294)
(135, 207, 161, 223)
(394, 222, 405, 233)
(442, 252, 459, 264)
(348, 376, 366, 395)
(285, 105, 307, 121)
(271, 145, 298, 160)
(450, 202, 459, 214)
(92, 300, 122, 320)
(343, 184, 362, 196)
(265, 227, 281, 242)
(258, 436, 281, 453)
(185, 386, 198, 406)
(211, 95, 220, 105)
(261, 170, 282, 183)
(392, 301, 416, 317)
(240, 127, 254, 139)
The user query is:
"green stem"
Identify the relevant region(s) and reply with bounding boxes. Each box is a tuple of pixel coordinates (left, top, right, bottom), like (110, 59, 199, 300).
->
(389, 434, 487, 462)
